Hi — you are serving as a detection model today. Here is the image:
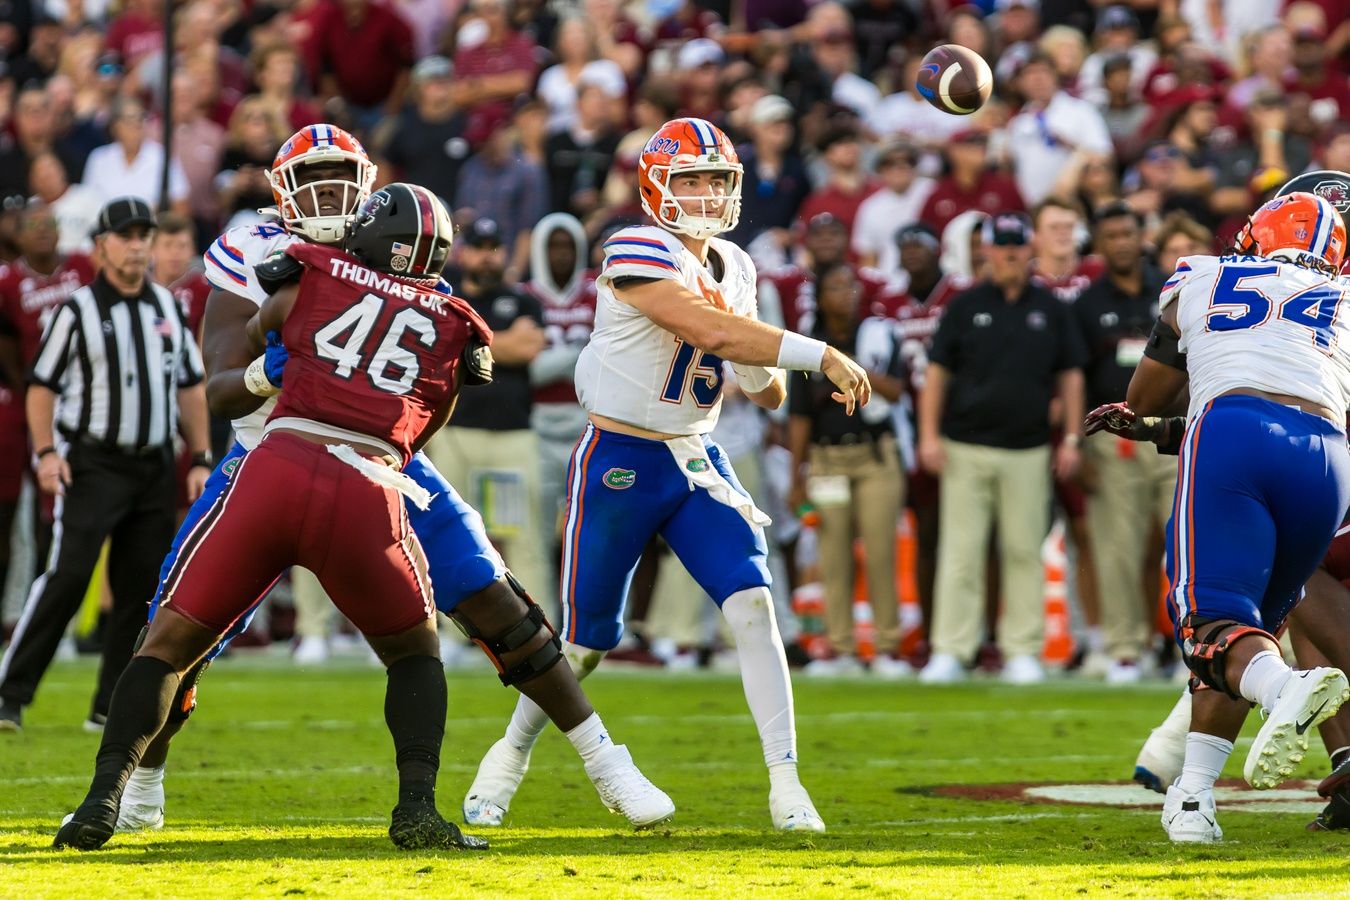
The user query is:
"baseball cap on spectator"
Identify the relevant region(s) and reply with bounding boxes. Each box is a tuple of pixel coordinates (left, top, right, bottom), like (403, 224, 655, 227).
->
(806, 212, 847, 234)
(677, 38, 725, 71)
(93, 197, 157, 236)
(877, 141, 919, 167)
(981, 211, 1033, 246)
(576, 62, 627, 99)
(462, 218, 504, 247)
(750, 94, 794, 126)
(895, 223, 939, 248)
(1095, 5, 1139, 33)
(412, 56, 453, 83)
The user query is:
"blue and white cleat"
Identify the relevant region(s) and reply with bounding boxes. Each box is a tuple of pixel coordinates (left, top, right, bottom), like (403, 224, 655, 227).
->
(463, 738, 530, 827)
(771, 784, 826, 833)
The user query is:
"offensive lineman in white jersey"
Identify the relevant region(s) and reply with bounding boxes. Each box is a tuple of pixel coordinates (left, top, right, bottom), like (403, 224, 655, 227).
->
(1095, 191, 1350, 842)
(463, 117, 870, 832)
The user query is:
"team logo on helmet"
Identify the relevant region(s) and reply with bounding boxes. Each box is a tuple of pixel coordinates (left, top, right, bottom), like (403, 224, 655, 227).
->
(1316, 180, 1350, 207)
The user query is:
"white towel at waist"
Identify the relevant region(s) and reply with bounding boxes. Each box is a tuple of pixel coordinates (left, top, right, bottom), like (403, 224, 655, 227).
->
(662, 434, 771, 528)
(327, 444, 434, 511)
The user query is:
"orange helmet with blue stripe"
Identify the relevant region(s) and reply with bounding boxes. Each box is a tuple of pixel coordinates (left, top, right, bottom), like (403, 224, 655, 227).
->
(267, 124, 376, 243)
(637, 118, 743, 239)
(1245, 191, 1346, 275)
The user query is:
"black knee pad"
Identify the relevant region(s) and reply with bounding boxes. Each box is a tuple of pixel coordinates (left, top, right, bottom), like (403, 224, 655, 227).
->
(166, 658, 210, 724)
(1180, 614, 1272, 700)
(452, 574, 562, 687)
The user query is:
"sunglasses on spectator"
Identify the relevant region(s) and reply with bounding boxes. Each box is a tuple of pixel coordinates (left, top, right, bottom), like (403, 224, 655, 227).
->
(1144, 146, 1182, 162)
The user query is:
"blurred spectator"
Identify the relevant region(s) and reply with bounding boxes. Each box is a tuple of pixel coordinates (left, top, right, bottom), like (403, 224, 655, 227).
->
(426, 218, 551, 611)
(10, 15, 63, 87)
(795, 126, 877, 238)
(727, 94, 810, 251)
(537, 16, 627, 134)
(105, 0, 163, 68)
(1320, 121, 1350, 172)
(1226, 29, 1293, 111)
(151, 211, 209, 337)
(1122, 140, 1209, 235)
(1075, 156, 1123, 215)
(28, 152, 100, 255)
(513, 95, 550, 169)
(672, 38, 725, 121)
(394, 0, 455, 59)
(81, 97, 190, 214)
(1038, 25, 1088, 90)
(316, 0, 414, 133)
(375, 56, 469, 207)
(1153, 210, 1212, 275)
(0, 86, 58, 196)
(578, 0, 645, 79)
(1029, 197, 1103, 303)
(452, 0, 538, 147)
(788, 262, 906, 676)
(1287, 26, 1350, 128)
(1074, 202, 1170, 683)
(852, 142, 934, 285)
(1007, 53, 1113, 206)
(250, 44, 322, 134)
(1078, 6, 1157, 104)
(851, 0, 916, 79)
(544, 81, 621, 218)
(136, 3, 247, 115)
(868, 54, 967, 154)
(1096, 56, 1148, 158)
(918, 212, 1086, 685)
(215, 96, 286, 232)
(789, 3, 879, 118)
(939, 210, 990, 281)
(455, 116, 548, 284)
(758, 213, 889, 332)
(170, 75, 227, 236)
(1180, 0, 1280, 65)
(920, 130, 1024, 237)
(1215, 90, 1312, 219)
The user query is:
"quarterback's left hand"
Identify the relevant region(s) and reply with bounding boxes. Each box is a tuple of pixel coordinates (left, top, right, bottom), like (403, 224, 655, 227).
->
(264, 330, 288, 387)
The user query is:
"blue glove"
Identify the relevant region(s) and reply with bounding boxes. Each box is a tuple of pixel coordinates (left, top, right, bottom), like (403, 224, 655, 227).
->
(264, 330, 288, 387)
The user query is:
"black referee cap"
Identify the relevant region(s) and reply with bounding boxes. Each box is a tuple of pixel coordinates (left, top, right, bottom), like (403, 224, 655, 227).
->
(93, 197, 157, 237)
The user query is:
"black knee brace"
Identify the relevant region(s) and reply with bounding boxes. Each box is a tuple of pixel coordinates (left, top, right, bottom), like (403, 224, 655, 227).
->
(166, 658, 210, 724)
(451, 573, 563, 686)
(1180, 614, 1273, 700)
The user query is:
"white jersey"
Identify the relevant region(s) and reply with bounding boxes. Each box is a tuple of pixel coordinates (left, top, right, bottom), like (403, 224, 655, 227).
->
(202, 221, 297, 449)
(1163, 254, 1350, 419)
(575, 226, 759, 435)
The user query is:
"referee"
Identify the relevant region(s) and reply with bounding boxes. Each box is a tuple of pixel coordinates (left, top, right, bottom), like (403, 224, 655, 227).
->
(0, 197, 210, 732)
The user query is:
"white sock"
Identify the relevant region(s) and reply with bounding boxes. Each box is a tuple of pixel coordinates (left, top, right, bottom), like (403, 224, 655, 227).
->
(1086, 626, 1105, 653)
(504, 696, 550, 754)
(722, 588, 799, 787)
(123, 764, 166, 803)
(1239, 650, 1293, 711)
(1175, 732, 1233, 795)
(565, 712, 611, 765)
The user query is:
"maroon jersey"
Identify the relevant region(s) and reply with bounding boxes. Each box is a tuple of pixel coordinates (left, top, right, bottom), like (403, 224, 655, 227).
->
(271, 243, 492, 461)
(0, 253, 96, 366)
(525, 268, 597, 405)
(1031, 256, 1107, 304)
(891, 274, 972, 392)
(164, 269, 211, 338)
(758, 264, 889, 334)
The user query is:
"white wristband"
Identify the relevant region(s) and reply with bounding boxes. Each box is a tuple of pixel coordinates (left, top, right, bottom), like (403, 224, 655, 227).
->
(731, 363, 779, 393)
(244, 356, 281, 397)
(776, 332, 827, 371)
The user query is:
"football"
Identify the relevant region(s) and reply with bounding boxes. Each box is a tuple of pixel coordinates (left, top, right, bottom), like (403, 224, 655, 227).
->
(915, 44, 994, 116)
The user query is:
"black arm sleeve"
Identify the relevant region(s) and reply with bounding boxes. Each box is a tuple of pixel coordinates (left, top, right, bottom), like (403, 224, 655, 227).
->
(1155, 416, 1188, 456)
(254, 253, 305, 295)
(1143, 317, 1187, 372)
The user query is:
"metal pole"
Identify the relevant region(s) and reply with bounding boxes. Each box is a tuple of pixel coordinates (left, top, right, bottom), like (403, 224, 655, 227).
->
(158, 0, 174, 212)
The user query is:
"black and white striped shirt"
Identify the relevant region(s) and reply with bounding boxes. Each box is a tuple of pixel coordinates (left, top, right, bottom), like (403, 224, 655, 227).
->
(29, 273, 205, 453)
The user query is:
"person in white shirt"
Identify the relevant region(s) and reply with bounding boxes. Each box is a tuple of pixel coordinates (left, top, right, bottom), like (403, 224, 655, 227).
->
(79, 98, 190, 216)
(1077, 5, 1158, 104)
(1007, 54, 1114, 206)
(28, 152, 101, 256)
(852, 142, 935, 285)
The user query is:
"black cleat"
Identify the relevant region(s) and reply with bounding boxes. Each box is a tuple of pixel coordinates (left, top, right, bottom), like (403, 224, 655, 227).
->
(389, 803, 488, 851)
(53, 803, 118, 851)
(0, 700, 21, 733)
(1308, 790, 1350, 831)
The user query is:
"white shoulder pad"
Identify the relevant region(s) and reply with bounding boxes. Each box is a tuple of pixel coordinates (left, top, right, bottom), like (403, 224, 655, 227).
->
(203, 222, 301, 305)
(1159, 255, 1218, 311)
(598, 226, 684, 286)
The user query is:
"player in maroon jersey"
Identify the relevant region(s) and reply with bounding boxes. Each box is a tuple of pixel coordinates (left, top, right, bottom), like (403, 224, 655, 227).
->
(54, 184, 491, 852)
(757, 213, 889, 333)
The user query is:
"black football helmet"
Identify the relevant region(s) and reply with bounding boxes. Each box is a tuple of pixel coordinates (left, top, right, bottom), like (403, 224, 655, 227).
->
(344, 182, 453, 282)
(1277, 169, 1350, 217)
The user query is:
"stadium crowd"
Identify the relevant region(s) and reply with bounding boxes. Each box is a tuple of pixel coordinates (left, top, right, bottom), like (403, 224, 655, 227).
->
(1, 0, 1348, 690)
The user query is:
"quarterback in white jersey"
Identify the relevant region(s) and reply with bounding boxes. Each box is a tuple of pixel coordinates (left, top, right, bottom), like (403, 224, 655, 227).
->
(464, 117, 870, 834)
(1113, 192, 1350, 843)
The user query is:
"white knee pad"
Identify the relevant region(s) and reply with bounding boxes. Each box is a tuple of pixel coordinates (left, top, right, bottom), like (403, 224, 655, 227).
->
(562, 641, 605, 681)
(721, 587, 782, 646)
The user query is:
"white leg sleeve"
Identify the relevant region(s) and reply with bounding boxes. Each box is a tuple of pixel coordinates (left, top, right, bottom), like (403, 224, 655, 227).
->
(722, 587, 798, 776)
(503, 641, 605, 753)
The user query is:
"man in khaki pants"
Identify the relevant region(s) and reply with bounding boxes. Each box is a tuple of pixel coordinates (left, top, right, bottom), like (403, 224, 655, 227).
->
(918, 212, 1087, 684)
(1075, 203, 1173, 683)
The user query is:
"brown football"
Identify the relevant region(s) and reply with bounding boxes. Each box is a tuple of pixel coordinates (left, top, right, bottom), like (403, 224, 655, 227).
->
(916, 44, 994, 116)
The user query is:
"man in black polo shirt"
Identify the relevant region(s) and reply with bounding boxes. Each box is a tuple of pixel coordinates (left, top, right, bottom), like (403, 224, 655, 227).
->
(917, 211, 1087, 685)
(424, 218, 552, 614)
(1074, 202, 1172, 684)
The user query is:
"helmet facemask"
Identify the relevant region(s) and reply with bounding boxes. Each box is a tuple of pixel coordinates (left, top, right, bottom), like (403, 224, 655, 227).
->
(644, 160, 743, 240)
(268, 152, 374, 244)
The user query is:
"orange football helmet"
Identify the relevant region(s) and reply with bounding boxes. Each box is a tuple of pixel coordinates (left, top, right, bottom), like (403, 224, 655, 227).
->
(267, 124, 376, 243)
(637, 118, 743, 239)
(1244, 191, 1346, 274)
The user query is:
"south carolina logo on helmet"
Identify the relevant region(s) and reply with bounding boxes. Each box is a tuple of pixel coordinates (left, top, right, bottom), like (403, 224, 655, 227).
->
(637, 118, 743, 240)
(1244, 191, 1347, 276)
(344, 183, 453, 283)
(267, 124, 376, 244)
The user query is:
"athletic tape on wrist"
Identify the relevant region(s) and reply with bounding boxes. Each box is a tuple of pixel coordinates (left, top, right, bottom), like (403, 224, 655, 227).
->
(244, 356, 281, 397)
(776, 332, 827, 371)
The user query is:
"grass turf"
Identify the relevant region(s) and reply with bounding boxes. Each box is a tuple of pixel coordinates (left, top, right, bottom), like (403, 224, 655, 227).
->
(3, 657, 1350, 897)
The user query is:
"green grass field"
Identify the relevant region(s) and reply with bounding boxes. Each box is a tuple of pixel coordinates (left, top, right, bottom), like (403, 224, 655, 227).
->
(3, 657, 1350, 898)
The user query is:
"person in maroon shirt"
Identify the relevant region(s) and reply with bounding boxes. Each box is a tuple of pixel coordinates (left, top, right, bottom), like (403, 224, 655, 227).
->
(759, 213, 888, 334)
(315, 0, 415, 133)
(0, 203, 94, 626)
(105, 0, 164, 67)
(920, 130, 1025, 238)
(1286, 28, 1350, 125)
(452, 0, 539, 147)
(794, 126, 878, 240)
